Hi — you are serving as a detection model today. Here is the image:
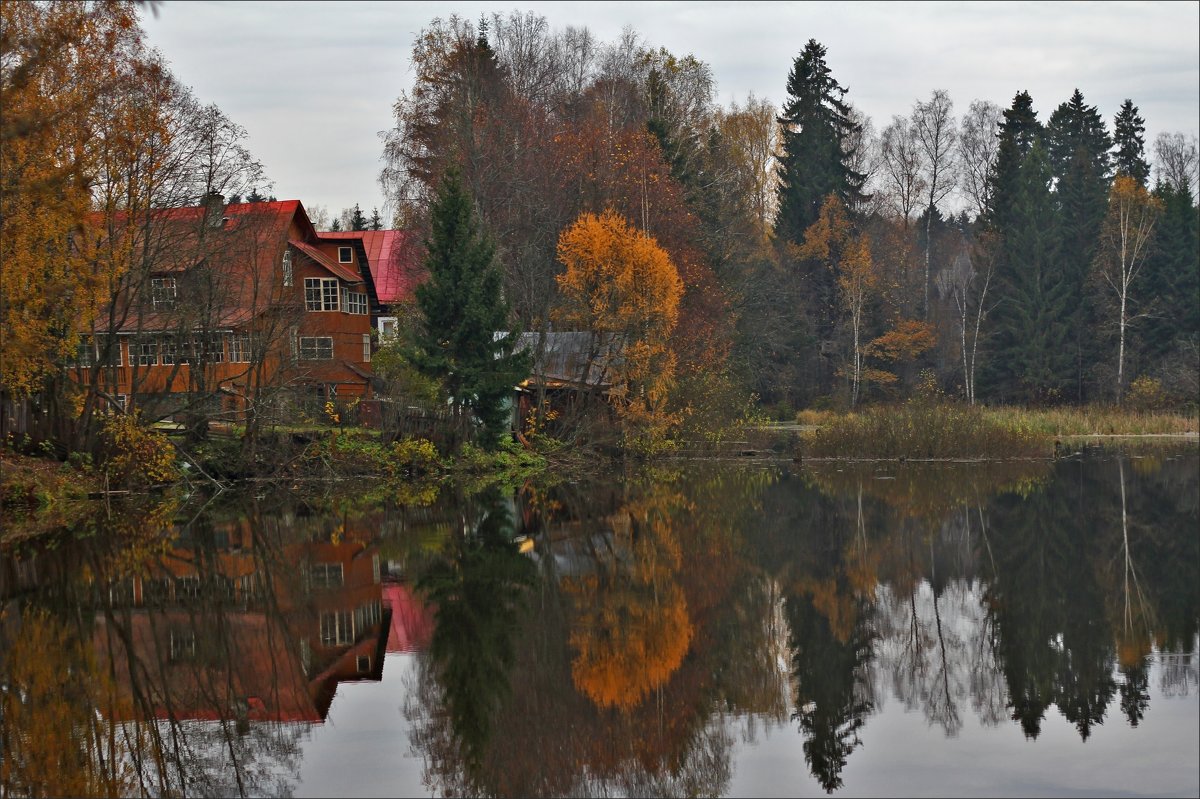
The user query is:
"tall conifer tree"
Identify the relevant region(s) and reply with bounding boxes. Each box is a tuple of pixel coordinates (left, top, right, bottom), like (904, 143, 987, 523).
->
(1046, 89, 1111, 400)
(1112, 99, 1151, 186)
(774, 39, 866, 246)
(983, 142, 1072, 402)
(410, 169, 530, 448)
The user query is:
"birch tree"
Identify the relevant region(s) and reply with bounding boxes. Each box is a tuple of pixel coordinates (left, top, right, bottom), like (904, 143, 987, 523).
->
(1094, 175, 1162, 402)
(958, 100, 1002, 220)
(912, 90, 958, 319)
(879, 115, 926, 227)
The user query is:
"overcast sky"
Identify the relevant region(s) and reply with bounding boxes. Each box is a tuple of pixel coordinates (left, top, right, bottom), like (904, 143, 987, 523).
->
(140, 1, 1200, 220)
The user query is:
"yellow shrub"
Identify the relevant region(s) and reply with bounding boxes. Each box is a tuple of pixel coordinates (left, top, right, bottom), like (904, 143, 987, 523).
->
(99, 413, 177, 487)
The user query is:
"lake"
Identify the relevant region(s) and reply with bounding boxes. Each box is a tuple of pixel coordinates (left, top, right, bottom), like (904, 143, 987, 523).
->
(2, 450, 1197, 797)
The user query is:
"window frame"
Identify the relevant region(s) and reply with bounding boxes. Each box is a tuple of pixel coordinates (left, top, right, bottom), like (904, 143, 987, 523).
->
(151, 277, 177, 310)
(338, 246, 353, 264)
(304, 277, 340, 312)
(298, 336, 334, 361)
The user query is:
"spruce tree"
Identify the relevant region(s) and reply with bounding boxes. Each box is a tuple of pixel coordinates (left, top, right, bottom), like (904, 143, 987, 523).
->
(410, 169, 530, 449)
(1046, 89, 1111, 400)
(1112, 99, 1151, 186)
(349, 203, 368, 231)
(983, 142, 1072, 402)
(369, 207, 384, 231)
(1142, 181, 1200, 367)
(246, 187, 266, 203)
(982, 91, 1043, 235)
(774, 39, 866, 246)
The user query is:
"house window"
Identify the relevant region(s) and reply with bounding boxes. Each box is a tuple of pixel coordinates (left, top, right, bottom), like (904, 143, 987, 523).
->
(320, 610, 354, 646)
(338, 246, 353, 264)
(136, 340, 159, 366)
(310, 562, 343, 589)
(305, 278, 339, 311)
(377, 317, 398, 343)
(357, 655, 371, 673)
(342, 289, 367, 315)
(151, 277, 177, 310)
(230, 334, 251, 363)
(97, 337, 121, 367)
(169, 628, 196, 662)
(70, 338, 96, 368)
(362, 334, 372, 363)
(299, 336, 333, 360)
(160, 336, 177, 365)
(112, 394, 128, 413)
(282, 250, 293, 287)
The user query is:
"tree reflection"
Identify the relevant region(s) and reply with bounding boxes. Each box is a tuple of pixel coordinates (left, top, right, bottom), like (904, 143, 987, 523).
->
(415, 486, 537, 781)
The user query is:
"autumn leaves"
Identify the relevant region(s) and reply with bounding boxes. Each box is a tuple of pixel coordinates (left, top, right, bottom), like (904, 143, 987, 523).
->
(556, 210, 683, 451)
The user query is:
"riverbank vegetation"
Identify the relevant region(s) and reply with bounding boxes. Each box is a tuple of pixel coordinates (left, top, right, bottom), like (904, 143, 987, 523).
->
(1, 4, 1196, 479)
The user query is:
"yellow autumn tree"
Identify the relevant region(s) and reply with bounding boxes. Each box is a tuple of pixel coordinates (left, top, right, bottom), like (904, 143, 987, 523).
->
(0, 1, 151, 396)
(555, 209, 683, 450)
(797, 195, 879, 406)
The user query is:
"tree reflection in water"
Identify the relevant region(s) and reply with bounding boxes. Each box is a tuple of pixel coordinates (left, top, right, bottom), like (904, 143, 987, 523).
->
(3, 452, 1196, 797)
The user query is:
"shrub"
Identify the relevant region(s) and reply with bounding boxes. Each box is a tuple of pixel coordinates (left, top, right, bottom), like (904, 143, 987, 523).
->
(99, 413, 177, 486)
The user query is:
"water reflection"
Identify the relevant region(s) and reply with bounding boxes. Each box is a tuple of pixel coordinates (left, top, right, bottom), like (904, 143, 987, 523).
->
(2, 452, 1197, 797)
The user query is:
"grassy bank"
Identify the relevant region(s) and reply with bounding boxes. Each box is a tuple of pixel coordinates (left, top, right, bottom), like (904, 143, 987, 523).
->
(796, 403, 1198, 460)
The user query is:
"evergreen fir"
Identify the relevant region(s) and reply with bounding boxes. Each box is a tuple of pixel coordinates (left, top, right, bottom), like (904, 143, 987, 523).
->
(774, 39, 866, 246)
(983, 142, 1072, 402)
(246, 187, 266, 203)
(350, 203, 368, 231)
(1045, 89, 1111, 400)
(982, 91, 1043, 234)
(409, 168, 530, 449)
(1142, 181, 1200, 365)
(1112, 99, 1151, 185)
(330, 217, 342, 232)
(369, 207, 384, 231)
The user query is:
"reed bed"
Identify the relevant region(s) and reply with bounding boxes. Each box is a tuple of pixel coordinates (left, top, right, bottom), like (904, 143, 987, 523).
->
(803, 403, 1044, 459)
(798, 402, 1198, 460)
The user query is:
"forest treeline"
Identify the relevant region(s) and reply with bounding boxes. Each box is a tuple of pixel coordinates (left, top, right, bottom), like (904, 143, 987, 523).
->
(2, 4, 1197, 462)
(377, 13, 1199, 424)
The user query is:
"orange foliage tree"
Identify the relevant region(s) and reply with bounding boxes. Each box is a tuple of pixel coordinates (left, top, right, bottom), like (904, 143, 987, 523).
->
(556, 209, 683, 450)
(798, 195, 879, 406)
(0, 0, 152, 396)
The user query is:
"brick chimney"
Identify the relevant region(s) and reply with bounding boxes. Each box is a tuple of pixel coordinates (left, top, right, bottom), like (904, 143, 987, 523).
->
(201, 191, 226, 230)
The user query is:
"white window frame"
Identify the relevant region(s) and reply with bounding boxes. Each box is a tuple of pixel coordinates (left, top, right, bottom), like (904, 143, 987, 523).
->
(136, 340, 159, 366)
(151, 277, 177, 310)
(338, 246, 353, 264)
(310, 562, 344, 588)
(282, 250, 293, 287)
(299, 336, 334, 360)
(230, 334, 252, 363)
(320, 610, 354, 646)
(362, 333, 372, 363)
(305, 277, 339, 311)
(342, 289, 367, 315)
(377, 317, 399, 343)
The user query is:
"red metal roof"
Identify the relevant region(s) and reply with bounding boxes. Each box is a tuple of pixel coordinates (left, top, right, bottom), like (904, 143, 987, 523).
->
(288, 239, 362, 284)
(317, 230, 423, 305)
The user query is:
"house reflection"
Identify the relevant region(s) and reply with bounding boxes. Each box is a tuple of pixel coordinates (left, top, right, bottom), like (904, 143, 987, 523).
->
(87, 515, 394, 727)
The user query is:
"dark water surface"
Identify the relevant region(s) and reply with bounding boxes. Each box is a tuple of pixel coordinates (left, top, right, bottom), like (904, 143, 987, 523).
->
(2, 452, 1197, 797)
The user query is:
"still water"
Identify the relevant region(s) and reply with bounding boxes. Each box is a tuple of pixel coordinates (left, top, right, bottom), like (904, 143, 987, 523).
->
(2, 452, 1197, 797)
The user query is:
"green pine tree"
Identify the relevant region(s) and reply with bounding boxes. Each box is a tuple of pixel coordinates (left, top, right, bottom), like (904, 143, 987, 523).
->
(1112, 99, 1151, 186)
(369, 207, 384, 231)
(246, 187, 266, 203)
(1046, 89, 1111, 400)
(349, 203, 368, 231)
(774, 39, 866, 247)
(410, 169, 530, 450)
